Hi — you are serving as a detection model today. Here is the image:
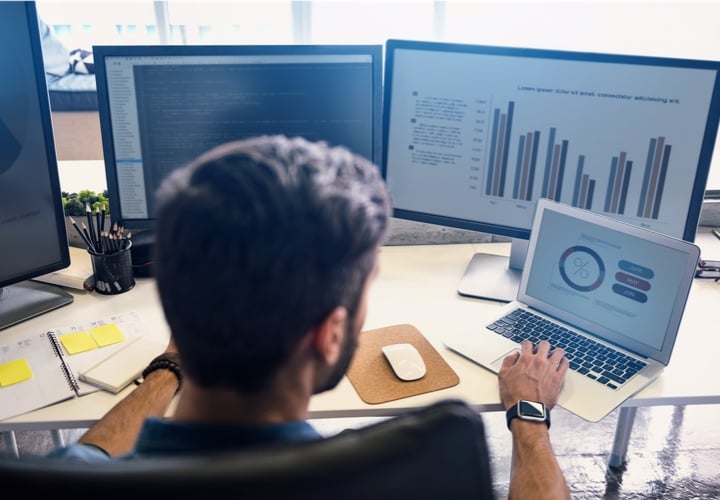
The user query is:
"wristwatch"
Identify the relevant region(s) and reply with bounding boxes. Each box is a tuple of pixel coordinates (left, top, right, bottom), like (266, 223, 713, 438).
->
(506, 400, 550, 430)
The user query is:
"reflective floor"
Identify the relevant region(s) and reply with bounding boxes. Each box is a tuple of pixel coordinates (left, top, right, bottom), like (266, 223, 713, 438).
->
(3, 404, 720, 499)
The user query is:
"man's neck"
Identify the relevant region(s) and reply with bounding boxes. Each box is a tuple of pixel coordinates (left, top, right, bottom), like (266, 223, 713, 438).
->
(171, 378, 312, 425)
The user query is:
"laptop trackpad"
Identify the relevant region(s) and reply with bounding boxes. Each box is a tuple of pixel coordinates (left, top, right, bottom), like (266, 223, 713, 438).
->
(445, 333, 519, 374)
(491, 348, 520, 371)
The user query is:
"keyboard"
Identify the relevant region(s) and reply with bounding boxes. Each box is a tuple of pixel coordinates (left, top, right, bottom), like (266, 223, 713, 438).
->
(487, 308, 647, 390)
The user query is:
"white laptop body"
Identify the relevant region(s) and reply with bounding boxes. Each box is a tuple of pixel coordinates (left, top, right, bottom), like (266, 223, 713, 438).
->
(445, 198, 700, 422)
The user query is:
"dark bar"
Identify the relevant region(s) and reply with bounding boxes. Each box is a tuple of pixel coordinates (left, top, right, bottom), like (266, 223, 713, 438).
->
(519, 132, 533, 200)
(526, 130, 541, 201)
(498, 102, 514, 197)
(637, 137, 657, 217)
(554, 139, 569, 201)
(547, 144, 561, 200)
(651, 144, 672, 219)
(605, 156, 618, 212)
(513, 134, 526, 199)
(587, 179, 596, 209)
(542, 127, 556, 198)
(492, 112, 507, 196)
(618, 161, 633, 215)
(572, 155, 585, 207)
(611, 152, 627, 214)
(644, 136, 666, 218)
(486, 107, 500, 195)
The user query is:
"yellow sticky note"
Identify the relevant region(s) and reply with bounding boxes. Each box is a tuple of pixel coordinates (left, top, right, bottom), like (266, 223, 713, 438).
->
(59, 331, 98, 355)
(90, 323, 125, 347)
(0, 357, 33, 387)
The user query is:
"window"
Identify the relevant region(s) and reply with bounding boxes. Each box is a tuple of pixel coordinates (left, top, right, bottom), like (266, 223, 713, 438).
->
(36, 0, 720, 193)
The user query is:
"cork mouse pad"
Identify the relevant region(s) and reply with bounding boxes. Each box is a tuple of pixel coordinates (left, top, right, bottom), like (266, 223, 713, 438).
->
(346, 324, 459, 404)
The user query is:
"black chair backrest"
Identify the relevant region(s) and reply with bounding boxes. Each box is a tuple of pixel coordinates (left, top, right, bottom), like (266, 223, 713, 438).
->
(0, 399, 495, 499)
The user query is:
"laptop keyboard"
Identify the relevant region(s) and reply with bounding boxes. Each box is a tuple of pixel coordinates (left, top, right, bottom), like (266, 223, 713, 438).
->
(487, 308, 647, 390)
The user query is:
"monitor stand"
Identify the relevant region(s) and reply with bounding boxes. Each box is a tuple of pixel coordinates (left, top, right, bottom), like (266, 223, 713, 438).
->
(457, 238, 529, 303)
(0, 281, 74, 331)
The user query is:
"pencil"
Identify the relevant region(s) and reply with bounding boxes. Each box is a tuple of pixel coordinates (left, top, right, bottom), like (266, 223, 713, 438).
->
(69, 217, 94, 250)
(95, 206, 102, 245)
(100, 203, 106, 235)
(81, 222, 96, 253)
(85, 203, 97, 249)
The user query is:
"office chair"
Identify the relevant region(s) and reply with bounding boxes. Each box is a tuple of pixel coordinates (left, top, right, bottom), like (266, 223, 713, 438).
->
(0, 399, 495, 499)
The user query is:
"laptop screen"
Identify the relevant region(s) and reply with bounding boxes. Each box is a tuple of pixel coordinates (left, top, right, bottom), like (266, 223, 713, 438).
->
(520, 199, 699, 363)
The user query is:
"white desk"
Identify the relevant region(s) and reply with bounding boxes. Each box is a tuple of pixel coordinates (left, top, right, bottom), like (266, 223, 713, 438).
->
(2, 238, 720, 466)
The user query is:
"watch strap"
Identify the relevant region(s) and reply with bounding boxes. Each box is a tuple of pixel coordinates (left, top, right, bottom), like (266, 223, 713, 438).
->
(506, 400, 551, 431)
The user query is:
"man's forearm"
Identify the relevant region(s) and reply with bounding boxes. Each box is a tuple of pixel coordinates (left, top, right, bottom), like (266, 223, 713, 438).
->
(77, 369, 179, 457)
(508, 420, 570, 500)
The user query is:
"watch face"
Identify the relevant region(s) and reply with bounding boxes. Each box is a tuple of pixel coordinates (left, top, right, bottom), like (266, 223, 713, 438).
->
(519, 400, 546, 419)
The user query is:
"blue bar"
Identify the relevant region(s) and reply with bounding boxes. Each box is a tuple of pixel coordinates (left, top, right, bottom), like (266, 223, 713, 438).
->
(498, 102, 514, 197)
(605, 157, 618, 212)
(554, 139, 569, 201)
(486, 108, 500, 195)
(618, 161, 633, 215)
(542, 127, 556, 198)
(586, 179, 596, 209)
(651, 144, 672, 219)
(572, 155, 585, 207)
(526, 130, 540, 201)
(637, 138, 657, 217)
(513, 134, 526, 199)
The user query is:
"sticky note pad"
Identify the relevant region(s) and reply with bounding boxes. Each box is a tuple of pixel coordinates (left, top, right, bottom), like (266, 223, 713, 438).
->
(0, 357, 33, 387)
(59, 331, 98, 355)
(90, 323, 125, 347)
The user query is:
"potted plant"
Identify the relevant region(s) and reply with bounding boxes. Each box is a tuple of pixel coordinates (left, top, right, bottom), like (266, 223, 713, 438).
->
(62, 189, 111, 248)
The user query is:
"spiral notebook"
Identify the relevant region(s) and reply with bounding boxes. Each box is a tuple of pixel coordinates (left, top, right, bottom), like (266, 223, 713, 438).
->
(0, 312, 145, 421)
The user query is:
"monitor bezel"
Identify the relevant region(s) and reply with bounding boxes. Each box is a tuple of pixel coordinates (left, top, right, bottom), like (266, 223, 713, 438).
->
(94, 43, 384, 231)
(0, 1, 70, 289)
(382, 38, 720, 243)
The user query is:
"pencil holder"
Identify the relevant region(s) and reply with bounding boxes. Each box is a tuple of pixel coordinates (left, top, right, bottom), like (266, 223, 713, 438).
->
(88, 241, 135, 295)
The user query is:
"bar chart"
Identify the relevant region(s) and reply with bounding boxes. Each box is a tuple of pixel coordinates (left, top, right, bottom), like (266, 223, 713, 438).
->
(484, 99, 671, 221)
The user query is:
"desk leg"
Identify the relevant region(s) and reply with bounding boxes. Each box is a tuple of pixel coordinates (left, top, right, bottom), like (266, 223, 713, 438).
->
(2, 431, 19, 458)
(51, 429, 65, 448)
(608, 406, 637, 468)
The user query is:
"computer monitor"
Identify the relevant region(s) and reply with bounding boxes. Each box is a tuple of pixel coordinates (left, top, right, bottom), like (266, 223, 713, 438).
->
(382, 39, 720, 302)
(94, 44, 383, 233)
(0, 1, 73, 330)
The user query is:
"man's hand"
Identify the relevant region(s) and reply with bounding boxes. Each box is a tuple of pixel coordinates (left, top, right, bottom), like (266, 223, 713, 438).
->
(498, 340, 568, 411)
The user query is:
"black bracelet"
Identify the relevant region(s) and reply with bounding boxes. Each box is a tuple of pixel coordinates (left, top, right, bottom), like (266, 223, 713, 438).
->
(142, 352, 183, 393)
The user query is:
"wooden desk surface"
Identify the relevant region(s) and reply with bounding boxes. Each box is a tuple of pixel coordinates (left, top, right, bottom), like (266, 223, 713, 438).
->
(2, 235, 720, 431)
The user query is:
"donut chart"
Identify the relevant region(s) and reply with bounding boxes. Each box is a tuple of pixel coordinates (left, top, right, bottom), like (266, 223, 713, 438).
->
(559, 245, 605, 292)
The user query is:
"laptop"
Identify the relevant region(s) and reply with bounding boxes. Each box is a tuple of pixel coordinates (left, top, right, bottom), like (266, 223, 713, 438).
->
(444, 198, 700, 422)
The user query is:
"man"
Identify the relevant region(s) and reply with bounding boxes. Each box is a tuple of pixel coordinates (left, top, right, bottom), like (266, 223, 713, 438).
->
(49, 135, 570, 498)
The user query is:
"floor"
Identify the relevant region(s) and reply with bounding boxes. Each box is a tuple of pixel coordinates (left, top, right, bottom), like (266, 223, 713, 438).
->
(3, 404, 719, 499)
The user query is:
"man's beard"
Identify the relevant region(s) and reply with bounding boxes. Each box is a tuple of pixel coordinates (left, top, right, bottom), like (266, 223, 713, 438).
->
(313, 316, 359, 394)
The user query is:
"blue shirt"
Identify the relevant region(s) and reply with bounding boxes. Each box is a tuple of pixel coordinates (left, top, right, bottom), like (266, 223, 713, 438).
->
(47, 417, 322, 461)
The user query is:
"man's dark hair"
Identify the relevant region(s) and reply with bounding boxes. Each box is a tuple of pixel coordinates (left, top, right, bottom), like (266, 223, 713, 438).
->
(154, 135, 391, 392)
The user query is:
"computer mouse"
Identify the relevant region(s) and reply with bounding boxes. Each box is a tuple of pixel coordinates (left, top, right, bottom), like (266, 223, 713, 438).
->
(381, 343, 426, 381)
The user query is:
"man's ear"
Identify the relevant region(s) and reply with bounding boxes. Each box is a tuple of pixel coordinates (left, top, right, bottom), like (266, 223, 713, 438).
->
(312, 306, 348, 364)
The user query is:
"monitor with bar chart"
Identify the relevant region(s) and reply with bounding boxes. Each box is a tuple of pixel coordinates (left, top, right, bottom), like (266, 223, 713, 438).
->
(382, 39, 720, 302)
